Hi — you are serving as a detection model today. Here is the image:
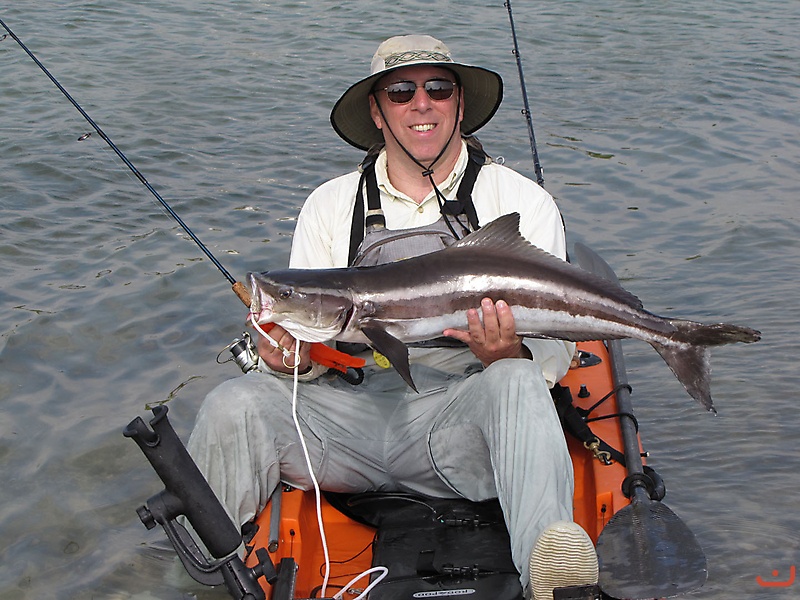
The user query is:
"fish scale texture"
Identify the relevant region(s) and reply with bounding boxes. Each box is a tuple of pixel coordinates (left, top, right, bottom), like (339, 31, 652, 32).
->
(529, 521, 599, 600)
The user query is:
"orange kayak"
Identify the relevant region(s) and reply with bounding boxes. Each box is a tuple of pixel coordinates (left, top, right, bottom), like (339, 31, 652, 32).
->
(128, 245, 708, 599)
(244, 340, 635, 599)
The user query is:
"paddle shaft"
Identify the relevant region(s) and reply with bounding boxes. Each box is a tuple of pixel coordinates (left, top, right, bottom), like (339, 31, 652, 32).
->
(606, 339, 647, 479)
(576, 243, 708, 598)
(570, 244, 647, 482)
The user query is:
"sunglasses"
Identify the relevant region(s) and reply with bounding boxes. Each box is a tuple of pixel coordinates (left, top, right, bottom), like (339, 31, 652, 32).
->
(374, 79, 458, 104)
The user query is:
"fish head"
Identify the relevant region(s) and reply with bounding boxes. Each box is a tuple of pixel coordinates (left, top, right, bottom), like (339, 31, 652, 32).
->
(247, 270, 353, 343)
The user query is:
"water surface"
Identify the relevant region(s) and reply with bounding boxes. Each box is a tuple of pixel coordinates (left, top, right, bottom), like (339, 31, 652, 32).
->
(1, 1, 799, 598)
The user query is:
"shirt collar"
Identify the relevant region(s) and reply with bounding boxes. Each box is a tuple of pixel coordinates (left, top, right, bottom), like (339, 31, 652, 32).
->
(374, 141, 469, 205)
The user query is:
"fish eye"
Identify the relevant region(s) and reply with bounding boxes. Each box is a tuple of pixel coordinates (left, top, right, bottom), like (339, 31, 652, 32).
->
(278, 287, 293, 300)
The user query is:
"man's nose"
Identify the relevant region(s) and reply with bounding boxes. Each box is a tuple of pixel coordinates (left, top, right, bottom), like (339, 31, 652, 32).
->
(409, 85, 432, 109)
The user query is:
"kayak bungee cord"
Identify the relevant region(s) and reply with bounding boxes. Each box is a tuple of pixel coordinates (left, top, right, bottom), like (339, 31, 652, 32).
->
(0, 17, 251, 307)
(504, 0, 545, 187)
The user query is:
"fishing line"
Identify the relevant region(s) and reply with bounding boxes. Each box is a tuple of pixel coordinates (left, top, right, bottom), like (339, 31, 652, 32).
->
(248, 315, 299, 367)
(333, 567, 389, 600)
(5, 16, 373, 595)
(0, 17, 251, 306)
(288, 345, 333, 597)
(372, 88, 470, 239)
(504, 0, 545, 187)
(249, 324, 384, 598)
(245, 321, 334, 592)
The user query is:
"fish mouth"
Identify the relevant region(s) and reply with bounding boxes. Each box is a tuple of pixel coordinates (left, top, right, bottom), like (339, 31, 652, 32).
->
(248, 273, 274, 323)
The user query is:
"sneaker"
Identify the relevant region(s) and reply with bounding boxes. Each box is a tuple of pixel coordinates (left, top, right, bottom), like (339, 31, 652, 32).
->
(529, 521, 599, 600)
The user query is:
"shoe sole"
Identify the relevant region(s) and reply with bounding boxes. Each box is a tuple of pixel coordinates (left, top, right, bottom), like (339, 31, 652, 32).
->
(529, 521, 599, 600)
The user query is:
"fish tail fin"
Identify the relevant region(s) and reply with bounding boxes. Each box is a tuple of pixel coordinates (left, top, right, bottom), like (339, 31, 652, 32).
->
(651, 340, 716, 413)
(670, 319, 761, 347)
(652, 321, 760, 413)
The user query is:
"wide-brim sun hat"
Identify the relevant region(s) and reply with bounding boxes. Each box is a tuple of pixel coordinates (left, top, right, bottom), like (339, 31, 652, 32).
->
(331, 35, 503, 151)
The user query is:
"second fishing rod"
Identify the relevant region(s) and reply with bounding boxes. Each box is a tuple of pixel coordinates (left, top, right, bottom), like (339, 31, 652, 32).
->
(504, 0, 545, 188)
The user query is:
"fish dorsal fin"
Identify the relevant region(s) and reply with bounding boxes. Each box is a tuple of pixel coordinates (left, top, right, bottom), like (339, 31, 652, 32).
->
(452, 213, 645, 310)
(452, 213, 529, 255)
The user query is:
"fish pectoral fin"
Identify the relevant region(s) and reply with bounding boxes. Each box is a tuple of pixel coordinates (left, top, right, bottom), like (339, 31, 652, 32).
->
(361, 323, 417, 393)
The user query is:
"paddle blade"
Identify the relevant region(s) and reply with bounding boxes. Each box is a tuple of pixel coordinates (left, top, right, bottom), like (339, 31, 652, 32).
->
(596, 498, 707, 599)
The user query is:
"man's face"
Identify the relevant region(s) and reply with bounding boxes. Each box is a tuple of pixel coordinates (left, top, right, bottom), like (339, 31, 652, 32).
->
(370, 65, 464, 166)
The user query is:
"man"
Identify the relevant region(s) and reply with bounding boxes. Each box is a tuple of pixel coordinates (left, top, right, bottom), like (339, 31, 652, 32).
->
(188, 35, 598, 599)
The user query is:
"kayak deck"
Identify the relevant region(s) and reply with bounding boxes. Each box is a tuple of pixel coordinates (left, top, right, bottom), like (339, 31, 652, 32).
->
(245, 340, 636, 598)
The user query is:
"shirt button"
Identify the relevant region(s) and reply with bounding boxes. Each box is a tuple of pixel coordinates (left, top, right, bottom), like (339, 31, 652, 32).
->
(417, 205, 424, 213)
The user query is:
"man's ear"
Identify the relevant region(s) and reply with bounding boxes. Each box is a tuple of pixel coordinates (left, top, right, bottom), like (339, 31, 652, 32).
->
(369, 95, 383, 130)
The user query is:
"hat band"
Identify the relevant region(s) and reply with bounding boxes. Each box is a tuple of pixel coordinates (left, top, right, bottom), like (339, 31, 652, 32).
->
(384, 50, 452, 68)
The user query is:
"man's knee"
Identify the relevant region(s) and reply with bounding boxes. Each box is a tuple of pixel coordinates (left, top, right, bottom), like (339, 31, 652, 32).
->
(194, 373, 285, 437)
(485, 357, 544, 380)
(481, 358, 553, 408)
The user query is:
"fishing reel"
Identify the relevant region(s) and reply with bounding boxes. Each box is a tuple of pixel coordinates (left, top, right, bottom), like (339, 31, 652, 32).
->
(217, 332, 262, 374)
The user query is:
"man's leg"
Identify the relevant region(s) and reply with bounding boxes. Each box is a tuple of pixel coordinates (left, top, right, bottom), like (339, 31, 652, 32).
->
(186, 372, 299, 530)
(186, 368, 457, 531)
(427, 359, 574, 591)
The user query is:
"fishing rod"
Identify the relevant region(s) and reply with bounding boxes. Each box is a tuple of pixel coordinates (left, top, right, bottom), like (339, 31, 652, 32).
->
(504, 0, 545, 187)
(0, 17, 251, 307)
(2, 17, 365, 375)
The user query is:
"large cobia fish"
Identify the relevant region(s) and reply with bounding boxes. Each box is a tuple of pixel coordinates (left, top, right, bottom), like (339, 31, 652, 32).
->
(248, 213, 759, 412)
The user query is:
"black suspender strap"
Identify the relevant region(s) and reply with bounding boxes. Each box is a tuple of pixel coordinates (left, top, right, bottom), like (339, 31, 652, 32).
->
(348, 170, 367, 267)
(348, 143, 487, 266)
(348, 150, 382, 266)
(364, 162, 383, 227)
(446, 143, 484, 231)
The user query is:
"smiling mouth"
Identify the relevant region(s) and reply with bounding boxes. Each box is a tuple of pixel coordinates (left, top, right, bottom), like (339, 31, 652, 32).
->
(411, 124, 436, 132)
